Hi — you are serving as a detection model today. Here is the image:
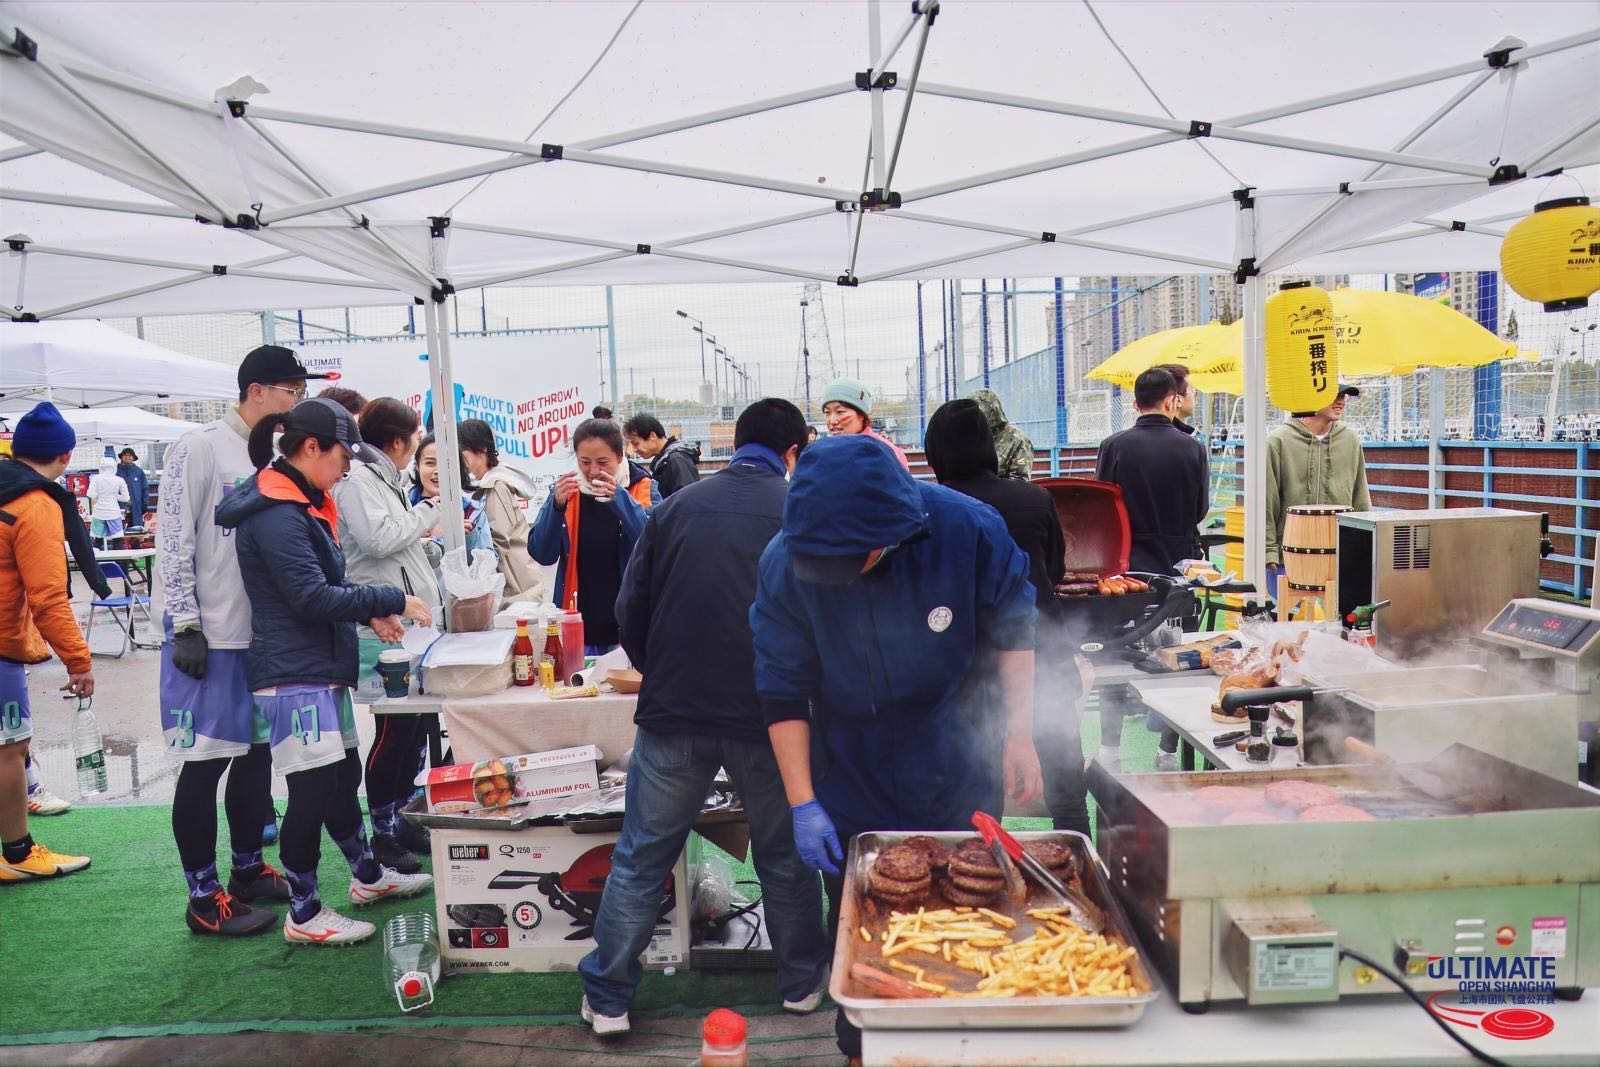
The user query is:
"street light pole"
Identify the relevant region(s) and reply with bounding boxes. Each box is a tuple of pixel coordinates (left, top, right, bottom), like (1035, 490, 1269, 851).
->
(676, 310, 710, 403)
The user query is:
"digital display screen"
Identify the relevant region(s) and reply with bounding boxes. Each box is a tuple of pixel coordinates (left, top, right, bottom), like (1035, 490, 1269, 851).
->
(1489, 605, 1590, 649)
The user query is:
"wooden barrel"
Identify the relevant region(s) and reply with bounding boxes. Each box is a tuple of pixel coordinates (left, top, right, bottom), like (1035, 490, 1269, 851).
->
(1224, 506, 1244, 540)
(1283, 504, 1347, 589)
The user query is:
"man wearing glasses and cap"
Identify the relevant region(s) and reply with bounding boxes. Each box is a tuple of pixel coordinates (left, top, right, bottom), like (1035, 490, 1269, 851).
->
(751, 434, 1043, 1059)
(156, 345, 331, 937)
(1265, 383, 1370, 598)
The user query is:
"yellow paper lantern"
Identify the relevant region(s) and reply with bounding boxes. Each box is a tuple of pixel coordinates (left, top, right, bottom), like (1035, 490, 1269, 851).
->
(1500, 196, 1600, 312)
(1266, 281, 1339, 413)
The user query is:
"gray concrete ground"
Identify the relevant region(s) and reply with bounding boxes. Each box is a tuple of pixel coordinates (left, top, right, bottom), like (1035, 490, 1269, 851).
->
(14, 598, 843, 1065)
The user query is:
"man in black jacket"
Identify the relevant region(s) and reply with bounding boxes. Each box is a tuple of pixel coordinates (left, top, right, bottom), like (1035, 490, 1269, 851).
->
(623, 413, 701, 499)
(1094, 367, 1209, 770)
(925, 400, 1088, 835)
(579, 399, 827, 1036)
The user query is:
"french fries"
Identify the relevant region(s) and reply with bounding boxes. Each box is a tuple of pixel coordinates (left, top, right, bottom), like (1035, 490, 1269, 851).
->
(869, 906, 1146, 1000)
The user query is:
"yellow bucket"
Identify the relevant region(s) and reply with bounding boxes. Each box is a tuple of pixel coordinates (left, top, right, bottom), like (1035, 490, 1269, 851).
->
(1224, 506, 1244, 539)
(1223, 543, 1244, 577)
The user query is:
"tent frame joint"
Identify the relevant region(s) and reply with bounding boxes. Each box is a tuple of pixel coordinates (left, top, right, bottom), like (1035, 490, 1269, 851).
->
(6, 235, 30, 252)
(11, 27, 37, 60)
(1234, 257, 1259, 284)
(1187, 120, 1212, 138)
(836, 273, 859, 287)
(1489, 163, 1525, 185)
(431, 280, 455, 302)
(1451, 220, 1467, 231)
(859, 188, 902, 210)
(1040, 231, 1056, 243)
(219, 213, 259, 230)
(428, 215, 451, 238)
(211, 264, 226, 275)
(855, 70, 898, 90)
(225, 99, 247, 119)
(636, 243, 651, 254)
(1232, 187, 1255, 209)
(541, 143, 564, 160)
(14, 312, 39, 322)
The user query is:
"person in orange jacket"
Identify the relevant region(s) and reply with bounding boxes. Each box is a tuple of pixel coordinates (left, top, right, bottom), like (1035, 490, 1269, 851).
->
(0, 402, 102, 881)
(528, 417, 658, 654)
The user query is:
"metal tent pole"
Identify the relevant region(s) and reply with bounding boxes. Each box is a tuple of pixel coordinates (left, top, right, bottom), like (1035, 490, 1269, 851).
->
(1428, 367, 1446, 507)
(605, 286, 619, 407)
(980, 279, 991, 387)
(1053, 277, 1067, 448)
(424, 299, 468, 559)
(1238, 189, 1267, 598)
(916, 280, 927, 446)
(951, 280, 965, 395)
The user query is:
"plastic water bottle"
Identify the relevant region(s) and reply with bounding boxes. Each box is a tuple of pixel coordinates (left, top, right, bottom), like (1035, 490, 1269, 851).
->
(383, 912, 441, 1013)
(73, 700, 108, 797)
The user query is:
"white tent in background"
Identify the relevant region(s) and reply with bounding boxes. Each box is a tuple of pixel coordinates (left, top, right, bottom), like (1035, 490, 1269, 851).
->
(1, 1, 1596, 589)
(46, 405, 204, 444)
(0, 319, 238, 407)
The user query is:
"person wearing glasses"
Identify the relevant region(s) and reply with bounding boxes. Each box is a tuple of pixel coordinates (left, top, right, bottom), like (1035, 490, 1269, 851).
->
(155, 345, 329, 938)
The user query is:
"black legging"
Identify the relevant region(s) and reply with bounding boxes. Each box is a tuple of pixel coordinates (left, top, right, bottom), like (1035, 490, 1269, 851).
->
(171, 744, 272, 871)
(363, 712, 430, 822)
(279, 749, 365, 875)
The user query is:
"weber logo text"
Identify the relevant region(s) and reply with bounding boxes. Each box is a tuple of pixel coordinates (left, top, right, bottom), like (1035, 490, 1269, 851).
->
(449, 844, 490, 861)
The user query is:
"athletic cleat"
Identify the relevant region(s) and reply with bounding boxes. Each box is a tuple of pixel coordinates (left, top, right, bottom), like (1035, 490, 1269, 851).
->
(370, 833, 422, 875)
(396, 819, 431, 856)
(0, 843, 91, 881)
(349, 866, 433, 906)
(228, 862, 293, 903)
(581, 995, 631, 1036)
(783, 964, 832, 1014)
(26, 788, 72, 816)
(186, 890, 277, 937)
(283, 905, 375, 945)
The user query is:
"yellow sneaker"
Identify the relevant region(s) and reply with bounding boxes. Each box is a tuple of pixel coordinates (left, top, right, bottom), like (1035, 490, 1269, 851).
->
(0, 843, 92, 881)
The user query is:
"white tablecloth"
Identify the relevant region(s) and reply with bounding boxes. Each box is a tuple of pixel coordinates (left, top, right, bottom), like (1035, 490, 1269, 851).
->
(374, 685, 639, 768)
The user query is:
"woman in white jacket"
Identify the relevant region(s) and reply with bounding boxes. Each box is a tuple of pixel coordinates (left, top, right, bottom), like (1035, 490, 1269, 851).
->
(88, 456, 130, 545)
(331, 397, 440, 874)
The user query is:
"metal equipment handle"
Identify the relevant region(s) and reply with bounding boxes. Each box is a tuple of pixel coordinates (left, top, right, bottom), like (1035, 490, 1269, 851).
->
(1342, 736, 1392, 765)
(1219, 685, 1316, 714)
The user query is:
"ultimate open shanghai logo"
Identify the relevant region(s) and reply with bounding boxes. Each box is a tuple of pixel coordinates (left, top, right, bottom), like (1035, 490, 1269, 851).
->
(1424, 955, 1558, 1041)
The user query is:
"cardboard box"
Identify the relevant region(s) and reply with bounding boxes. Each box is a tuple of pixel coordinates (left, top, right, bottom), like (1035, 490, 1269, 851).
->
(419, 745, 602, 814)
(431, 823, 689, 974)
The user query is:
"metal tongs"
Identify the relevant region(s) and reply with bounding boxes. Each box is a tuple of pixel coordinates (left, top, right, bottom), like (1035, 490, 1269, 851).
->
(970, 812, 1105, 933)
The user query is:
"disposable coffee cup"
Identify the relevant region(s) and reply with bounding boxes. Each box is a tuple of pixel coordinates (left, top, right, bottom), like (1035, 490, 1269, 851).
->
(376, 649, 413, 699)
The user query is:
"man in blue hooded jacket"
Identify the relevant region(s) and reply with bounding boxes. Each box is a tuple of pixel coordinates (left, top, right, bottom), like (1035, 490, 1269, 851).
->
(752, 435, 1043, 1054)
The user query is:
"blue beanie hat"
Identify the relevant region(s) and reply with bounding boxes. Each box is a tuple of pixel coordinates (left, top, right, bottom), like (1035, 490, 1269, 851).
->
(12, 401, 77, 458)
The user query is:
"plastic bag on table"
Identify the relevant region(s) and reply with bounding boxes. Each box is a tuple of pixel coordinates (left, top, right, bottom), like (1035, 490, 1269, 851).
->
(440, 546, 505, 632)
(690, 852, 737, 926)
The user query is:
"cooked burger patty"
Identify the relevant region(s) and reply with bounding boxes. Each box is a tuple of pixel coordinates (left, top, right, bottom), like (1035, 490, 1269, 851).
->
(1265, 780, 1340, 812)
(1194, 784, 1267, 813)
(901, 836, 952, 871)
(939, 878, 998, 907)
(1298, 803, 1376, 822)
(873, 844, 931, 883)
(1022, 841, 1073, 872)
(948, 849, 1001, 879)
(868, 868, 932, 898)
(948, 869, 1006, 894)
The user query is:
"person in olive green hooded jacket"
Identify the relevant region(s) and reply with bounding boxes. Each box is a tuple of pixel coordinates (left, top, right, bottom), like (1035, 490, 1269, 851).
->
(1265, 384, 1370, 595)
(970, 389, 1034, 480)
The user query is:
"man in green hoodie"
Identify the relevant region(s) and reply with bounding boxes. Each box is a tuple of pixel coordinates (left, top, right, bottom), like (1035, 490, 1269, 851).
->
(1265, 384, 1370, 596)
(970, 389, 1034, 480)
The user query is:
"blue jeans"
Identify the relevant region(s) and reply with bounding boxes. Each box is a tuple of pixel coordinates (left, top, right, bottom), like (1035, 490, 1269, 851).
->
(578, 726, 829, 1016)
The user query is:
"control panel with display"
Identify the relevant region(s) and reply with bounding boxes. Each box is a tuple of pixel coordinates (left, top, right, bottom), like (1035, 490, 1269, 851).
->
(1485, 601, 1600, 652)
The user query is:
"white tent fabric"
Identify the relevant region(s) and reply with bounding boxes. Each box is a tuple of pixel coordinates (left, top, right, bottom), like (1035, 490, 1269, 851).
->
(45, 404, 204, 443)
(0, 319, 239, 407)
(1, 1, 1596, 583)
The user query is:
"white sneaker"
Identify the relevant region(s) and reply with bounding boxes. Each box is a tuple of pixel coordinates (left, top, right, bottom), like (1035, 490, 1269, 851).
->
(783, 964, 832, 1014)
(581, 995, 631, 1036)
(26, 788, 72, 816)
(1155, 750, 1180, 772)
(349, 866, 433, 906)
(284, 905, 375, 945)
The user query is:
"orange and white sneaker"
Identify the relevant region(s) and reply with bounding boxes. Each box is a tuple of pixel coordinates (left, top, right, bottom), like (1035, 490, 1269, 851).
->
(0, 843, 91, 881)
(26, 788, 72, 816)
(349, 866, 433, 906)
(283, 905, 374, 945)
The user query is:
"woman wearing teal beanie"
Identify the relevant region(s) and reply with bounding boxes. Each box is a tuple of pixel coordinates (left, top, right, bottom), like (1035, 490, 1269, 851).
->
(819, 377, 910, 470)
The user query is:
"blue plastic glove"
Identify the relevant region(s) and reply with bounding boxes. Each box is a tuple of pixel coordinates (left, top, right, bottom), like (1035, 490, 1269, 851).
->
(790, 799, 843, 875)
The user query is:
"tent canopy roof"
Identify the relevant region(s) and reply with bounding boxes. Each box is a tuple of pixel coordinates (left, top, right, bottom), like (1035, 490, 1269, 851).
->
(0, 319, 239, 406)
(2, 2, 1597, 317)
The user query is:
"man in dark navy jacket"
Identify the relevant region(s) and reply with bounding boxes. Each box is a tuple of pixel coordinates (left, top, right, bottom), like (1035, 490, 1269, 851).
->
(578, 399, 827, 1037)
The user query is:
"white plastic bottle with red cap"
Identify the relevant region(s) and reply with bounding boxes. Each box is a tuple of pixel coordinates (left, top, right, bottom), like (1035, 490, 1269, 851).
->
(383, 913, 440, 1013)
(701, 1008, 748, 1066)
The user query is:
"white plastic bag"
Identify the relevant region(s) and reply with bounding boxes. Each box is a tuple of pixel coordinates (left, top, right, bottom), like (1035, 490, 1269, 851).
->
(440, 547, 506, 632)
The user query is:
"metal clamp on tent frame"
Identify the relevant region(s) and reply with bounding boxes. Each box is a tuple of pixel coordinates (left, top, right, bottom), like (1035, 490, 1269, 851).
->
(854, 71, 898, 91)
(859, 188, 901, 210)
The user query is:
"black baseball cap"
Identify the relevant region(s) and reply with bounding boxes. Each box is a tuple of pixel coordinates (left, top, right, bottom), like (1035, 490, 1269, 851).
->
(284, 397, 363, 454)
(238, 344, 334, 391)
(1337, 383, 1361, 398)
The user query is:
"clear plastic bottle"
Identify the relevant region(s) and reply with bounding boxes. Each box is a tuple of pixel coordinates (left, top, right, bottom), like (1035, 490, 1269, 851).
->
(383, 912, 441, 1013)
(700, 1008, 748, 1066)
(73, 700, 107, 797)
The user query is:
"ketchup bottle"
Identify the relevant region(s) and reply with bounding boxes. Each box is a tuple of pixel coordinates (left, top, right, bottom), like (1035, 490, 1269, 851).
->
(511, 621, 535, 687)
(543, 619, 563, 671)
(559, 610, 586, 683)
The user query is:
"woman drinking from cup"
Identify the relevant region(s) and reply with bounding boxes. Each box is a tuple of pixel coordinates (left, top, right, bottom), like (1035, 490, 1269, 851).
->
(331, 398, 442, 874)
(216, 398, 434, 946)
(528, 416, 658, 655)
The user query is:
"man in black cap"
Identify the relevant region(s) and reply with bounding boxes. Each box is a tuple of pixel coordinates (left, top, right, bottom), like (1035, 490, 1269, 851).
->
(155, 345, 331, 937)
(1266, 384, 1369, 599)
(116, 447, 149, 524)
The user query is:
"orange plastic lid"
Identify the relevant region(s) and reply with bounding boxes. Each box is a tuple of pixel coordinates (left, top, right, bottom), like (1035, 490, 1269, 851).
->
(702, 1008, 747, 1046)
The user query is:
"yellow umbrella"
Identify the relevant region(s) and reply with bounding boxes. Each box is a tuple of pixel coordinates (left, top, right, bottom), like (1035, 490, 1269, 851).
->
(1091, 288, 1525, 396)
(1086, 322, 1239, 389)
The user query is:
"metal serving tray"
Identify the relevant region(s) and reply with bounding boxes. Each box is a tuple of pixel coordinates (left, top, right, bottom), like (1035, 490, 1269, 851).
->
(828, 830, 1159, 1030)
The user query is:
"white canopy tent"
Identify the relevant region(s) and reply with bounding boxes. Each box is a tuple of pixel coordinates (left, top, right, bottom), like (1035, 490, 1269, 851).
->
(0, 318, 238, 407)
(47, 405, 204, 445)
(1, 1, 1596, 589)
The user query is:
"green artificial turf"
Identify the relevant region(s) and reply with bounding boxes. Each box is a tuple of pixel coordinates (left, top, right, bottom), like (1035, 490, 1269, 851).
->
(3, 713, 1155, 1046)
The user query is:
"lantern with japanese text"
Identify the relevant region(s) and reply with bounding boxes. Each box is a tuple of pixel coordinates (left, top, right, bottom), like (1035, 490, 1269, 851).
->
(1265, 281, 1339, 413)
(1500, 196, 1600, 311)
